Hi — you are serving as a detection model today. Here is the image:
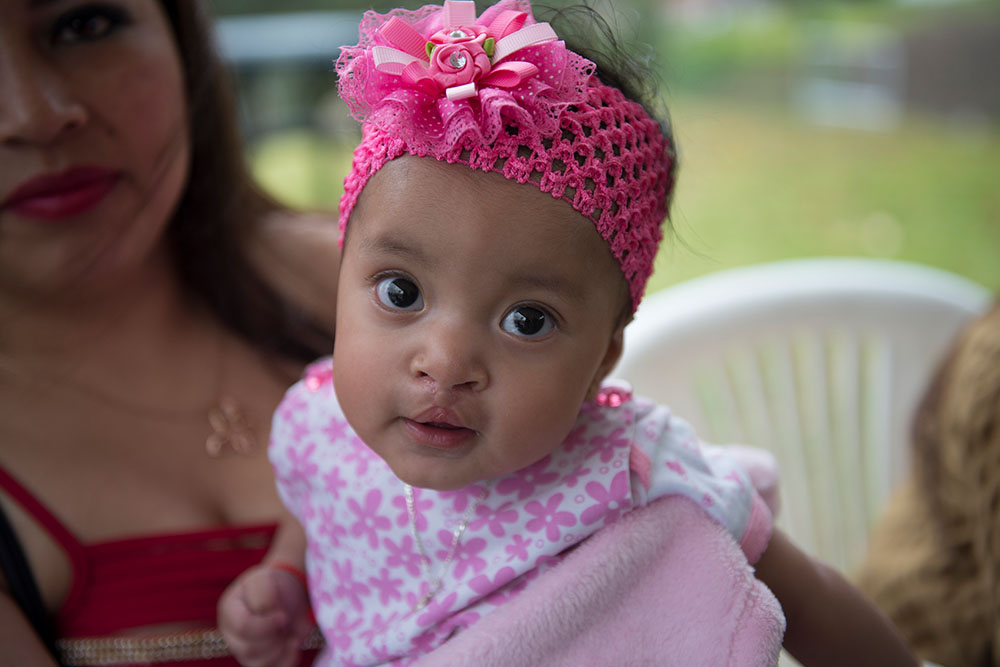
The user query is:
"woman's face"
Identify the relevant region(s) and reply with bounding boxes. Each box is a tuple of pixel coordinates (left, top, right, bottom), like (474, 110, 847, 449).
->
(0, 0, 189, 296)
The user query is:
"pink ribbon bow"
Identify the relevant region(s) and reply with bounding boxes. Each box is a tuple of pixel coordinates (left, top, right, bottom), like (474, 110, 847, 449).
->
(372, 1, 557, 101)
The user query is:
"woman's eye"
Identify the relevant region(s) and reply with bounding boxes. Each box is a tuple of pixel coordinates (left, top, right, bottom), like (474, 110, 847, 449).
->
(376, 276, 423, 311)
(500, 305, 554, 338)
(52, 4, 130, 44)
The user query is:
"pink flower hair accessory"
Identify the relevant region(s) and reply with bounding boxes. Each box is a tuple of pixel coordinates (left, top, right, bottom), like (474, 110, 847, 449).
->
(375, 8, 548, 102)
(338, 0, 592, 149)
(337, 0, 675, 310)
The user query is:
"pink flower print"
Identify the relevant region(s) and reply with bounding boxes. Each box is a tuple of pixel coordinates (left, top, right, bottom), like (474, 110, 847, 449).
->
(325, 611, 363, 652)
(308, 567, 333, 607)
(438, 535, 486, 579)
(468, 566, 517, 595)
(666, 459, 688, 478)
(348, 488, 392, 549)
(297, 495, 316, 522)
(287, 442, 318, 480)
(525, 492, 577, 542)
(332, 559, 371, 612)
(370, 644, 397, 663)
(563, 465, 592, 488)
(439, 484, 486, 513)
(725, 469, 745, 487)
(438, 608, 482, 637)
(416, 591, 458, 627)
(582, 401, 611, 423)
(563, 424, 589, 452)
(384, 535, 423, 577)
(321, 417, 348, 443)
(469, 566, 519, 605)
(702, 493, 715, 508)
(344, 435, 374, 475)
(405, 581, 434, 616)
(322, 467, 347, 500)
(318, 506, 348, 548)
(275, 399, 304, 425)
(360, 612, 398, 648)
(410, 627, 441, 654)
(290, 419, 311, 444)
(368, 567, 404, 605)
(497, 457, 558, 500)
(469, 501, 518, 537)
(283, 485, 311, 515)
(306, 537, 326, 565)
(588, 426, 629, 463)
(580, 471, 630, 526)
(505, 533, 531, 562)
(393, 490, 431, 529)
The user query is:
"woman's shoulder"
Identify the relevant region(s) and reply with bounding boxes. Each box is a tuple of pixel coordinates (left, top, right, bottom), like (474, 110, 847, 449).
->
(249, 209, 341, 333)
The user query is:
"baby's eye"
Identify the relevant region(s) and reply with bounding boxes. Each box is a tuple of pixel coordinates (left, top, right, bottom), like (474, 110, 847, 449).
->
(376, 276, 423, 311)
(52, 4, 131, 45)
(500, 305, 554, 338)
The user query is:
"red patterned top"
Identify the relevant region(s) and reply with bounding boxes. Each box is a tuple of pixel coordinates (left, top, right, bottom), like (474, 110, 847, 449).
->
(0, 465, 315, 666)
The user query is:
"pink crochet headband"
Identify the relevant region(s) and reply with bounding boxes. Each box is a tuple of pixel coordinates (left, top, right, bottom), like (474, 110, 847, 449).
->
(336, 0, 674, 310)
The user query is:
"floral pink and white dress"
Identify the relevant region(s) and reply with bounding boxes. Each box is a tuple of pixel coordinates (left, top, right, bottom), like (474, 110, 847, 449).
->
(270, 359, 774, 666)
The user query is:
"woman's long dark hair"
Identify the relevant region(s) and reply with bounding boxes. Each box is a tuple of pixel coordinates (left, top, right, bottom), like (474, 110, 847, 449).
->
(159, 1, 332, 363)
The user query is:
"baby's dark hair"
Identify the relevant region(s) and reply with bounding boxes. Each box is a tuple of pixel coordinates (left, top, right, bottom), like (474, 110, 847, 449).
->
(535, 3, 678, 213)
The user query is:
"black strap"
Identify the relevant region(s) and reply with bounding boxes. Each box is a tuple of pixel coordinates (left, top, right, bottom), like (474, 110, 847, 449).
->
(0, 498, 62, 663)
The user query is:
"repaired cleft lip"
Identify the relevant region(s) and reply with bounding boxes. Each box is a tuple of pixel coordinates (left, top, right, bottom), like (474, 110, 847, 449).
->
(412, 407, 470, 430)
(404, 408, 478, 450)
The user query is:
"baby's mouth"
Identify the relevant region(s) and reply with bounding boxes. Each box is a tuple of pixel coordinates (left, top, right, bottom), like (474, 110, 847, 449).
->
(411, 407, 471, 430)
(404, 410, 477, 450)
(423, 421, 464, 430)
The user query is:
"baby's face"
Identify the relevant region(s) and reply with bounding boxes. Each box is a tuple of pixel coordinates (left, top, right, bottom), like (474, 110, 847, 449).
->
(334, 156, 628, 491)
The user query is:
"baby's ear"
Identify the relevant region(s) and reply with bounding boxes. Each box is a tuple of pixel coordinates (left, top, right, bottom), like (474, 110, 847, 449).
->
(586, 326, 626, 400)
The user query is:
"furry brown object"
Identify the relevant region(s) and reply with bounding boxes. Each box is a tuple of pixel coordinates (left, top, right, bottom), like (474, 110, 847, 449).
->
(857, 301, 1000, 667)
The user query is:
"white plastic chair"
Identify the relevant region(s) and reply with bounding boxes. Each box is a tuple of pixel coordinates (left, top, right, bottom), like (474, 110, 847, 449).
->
(614, 257, 991, 574)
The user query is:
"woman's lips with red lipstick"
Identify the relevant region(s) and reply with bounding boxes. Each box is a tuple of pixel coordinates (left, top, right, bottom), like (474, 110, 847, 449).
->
(403, 408, 477, 450)
(2, 167, 120, 220)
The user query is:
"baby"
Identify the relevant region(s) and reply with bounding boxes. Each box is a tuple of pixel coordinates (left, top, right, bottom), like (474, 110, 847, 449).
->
(219, 2, 918, 665)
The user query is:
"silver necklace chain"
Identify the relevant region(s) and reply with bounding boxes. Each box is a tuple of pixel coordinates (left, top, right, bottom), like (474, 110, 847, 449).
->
(404, 483, 490, 611)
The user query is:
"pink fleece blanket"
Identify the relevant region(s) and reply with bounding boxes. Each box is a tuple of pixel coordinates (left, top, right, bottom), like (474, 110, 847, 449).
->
(414, 494, 785, 666)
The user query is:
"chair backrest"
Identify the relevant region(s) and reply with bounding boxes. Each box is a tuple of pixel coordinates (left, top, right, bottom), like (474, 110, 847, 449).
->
(614, 258, 992, 572)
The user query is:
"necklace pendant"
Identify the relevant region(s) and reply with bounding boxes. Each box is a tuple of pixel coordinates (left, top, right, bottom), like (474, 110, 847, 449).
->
(205, 395, 256, 457)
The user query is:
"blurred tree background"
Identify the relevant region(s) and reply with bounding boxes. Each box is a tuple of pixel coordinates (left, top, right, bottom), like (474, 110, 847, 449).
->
(209, 0, 1000, 294)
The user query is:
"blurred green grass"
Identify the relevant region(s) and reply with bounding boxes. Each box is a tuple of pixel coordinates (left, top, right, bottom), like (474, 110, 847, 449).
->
(250, 93, 1000, 296)
(650, 95, 1000, 293)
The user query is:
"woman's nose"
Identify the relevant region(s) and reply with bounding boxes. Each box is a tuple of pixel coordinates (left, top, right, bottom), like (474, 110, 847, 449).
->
(410, 323, 489, 394)
(0, 46, 88, 147)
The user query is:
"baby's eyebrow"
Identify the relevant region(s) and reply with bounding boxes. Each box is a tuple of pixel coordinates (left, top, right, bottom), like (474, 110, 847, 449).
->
(506, 272, 586, 305)
(357, 233, 436, 267)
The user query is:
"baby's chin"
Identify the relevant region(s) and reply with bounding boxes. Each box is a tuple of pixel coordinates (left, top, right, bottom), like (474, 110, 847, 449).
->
(390, 463, 480, 493)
